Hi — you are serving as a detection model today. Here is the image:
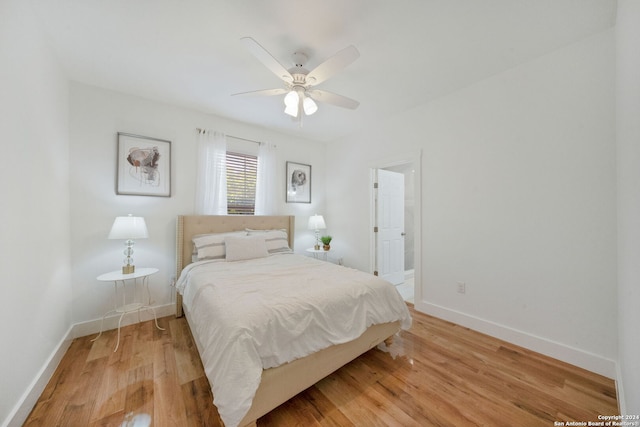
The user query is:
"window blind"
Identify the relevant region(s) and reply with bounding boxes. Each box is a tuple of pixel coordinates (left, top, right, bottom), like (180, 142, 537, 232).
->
(226, 151, 257, 215)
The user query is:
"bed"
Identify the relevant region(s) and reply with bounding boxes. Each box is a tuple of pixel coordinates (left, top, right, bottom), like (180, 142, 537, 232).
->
(175, 215, 412, 427)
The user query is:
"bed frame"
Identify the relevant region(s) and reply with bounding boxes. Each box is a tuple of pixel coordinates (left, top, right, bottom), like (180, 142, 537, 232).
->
(175, 215, 400, 427)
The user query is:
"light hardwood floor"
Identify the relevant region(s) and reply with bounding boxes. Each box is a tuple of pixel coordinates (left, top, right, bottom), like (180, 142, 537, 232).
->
(24, 305, 617, 426)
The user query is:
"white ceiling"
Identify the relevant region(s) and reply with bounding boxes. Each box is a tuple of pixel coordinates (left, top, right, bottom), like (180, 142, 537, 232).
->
(32, 0, 616, 142)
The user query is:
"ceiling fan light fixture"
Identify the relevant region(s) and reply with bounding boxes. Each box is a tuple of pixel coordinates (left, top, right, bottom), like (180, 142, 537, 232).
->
(303, 96, 318, 115)
(284, 103, 298, 117)
(284, 90, 299, 117)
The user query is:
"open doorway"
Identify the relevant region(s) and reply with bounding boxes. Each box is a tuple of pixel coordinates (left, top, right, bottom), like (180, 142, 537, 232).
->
(370, 151, 421, 305)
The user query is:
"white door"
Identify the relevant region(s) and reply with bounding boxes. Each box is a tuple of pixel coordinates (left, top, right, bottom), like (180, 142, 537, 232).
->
(376, 169, 405, 284)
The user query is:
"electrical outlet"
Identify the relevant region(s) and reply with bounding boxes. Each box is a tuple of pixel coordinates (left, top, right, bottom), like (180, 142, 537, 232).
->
(457, 282, 466, 294)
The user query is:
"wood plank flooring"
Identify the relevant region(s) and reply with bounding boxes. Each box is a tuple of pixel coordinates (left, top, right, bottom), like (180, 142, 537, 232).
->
(24, 305, 617, 426)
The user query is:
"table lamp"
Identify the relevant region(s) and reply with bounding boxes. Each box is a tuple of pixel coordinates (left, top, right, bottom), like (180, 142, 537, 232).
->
(307, 214, 326, 250)
(108, 214, 148, 274)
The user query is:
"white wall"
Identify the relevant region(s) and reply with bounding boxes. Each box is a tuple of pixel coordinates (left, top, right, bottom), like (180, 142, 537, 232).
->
(326, 30, 617, 376)
(0, 1, 72, 425)
(616, 0, 640, 414)
(69, 83, 326, 327)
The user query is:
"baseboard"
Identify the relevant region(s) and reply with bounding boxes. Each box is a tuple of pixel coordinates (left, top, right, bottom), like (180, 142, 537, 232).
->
(2, 303, 176, 427)
(71, 302, 176, 338)
(2, 326, 73, 427)
(616, 362, 626, 414)
(416, 301, 617, 379)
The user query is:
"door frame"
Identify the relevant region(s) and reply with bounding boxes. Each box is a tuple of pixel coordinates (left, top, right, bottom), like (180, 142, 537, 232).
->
(369, 150, 422, 305)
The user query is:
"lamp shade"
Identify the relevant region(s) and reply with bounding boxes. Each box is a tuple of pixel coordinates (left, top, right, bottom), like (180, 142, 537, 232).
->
(108, 215, 149, 240)
(284, 90, 299, 117)
(308, 214, 326, 231)
(303, 96, 318, 115)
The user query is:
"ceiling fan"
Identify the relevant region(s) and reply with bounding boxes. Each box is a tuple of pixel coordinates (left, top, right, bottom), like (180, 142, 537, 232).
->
(233, 37, 360, 120)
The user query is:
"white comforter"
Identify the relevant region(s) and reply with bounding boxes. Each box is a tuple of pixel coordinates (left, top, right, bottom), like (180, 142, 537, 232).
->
(176, 254, 412, 427)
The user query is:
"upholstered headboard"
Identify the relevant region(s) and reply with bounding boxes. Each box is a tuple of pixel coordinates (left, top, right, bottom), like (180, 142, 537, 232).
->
(175, 215, 296, 316)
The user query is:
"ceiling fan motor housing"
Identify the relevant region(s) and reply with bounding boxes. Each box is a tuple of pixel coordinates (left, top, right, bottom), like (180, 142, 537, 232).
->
(290, 73, 311, 86)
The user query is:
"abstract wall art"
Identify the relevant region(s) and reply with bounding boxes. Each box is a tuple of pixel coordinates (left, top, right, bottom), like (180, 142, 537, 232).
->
(116, 132, 171, 197)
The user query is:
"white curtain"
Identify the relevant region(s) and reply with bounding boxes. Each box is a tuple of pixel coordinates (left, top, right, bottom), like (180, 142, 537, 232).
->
(255, 142, 276, 215)
(195, 129, 227, 215)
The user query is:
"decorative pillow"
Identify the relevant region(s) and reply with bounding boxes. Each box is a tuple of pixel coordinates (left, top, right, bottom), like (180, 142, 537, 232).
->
(225, 235, 269, 261)
(192, 231, 246, 262)
(245, 229, 292, 254)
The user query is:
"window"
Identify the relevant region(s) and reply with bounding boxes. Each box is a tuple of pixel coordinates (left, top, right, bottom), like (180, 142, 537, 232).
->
(226, 151, 257, 215)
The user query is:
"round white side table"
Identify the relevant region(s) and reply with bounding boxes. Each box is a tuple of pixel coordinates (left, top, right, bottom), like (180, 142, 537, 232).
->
(92, 267, 164, 351)
(306, 247, 331, 262)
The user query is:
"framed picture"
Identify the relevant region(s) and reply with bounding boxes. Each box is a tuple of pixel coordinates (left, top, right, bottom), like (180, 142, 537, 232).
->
(286, 161, 311, 203)
(116, 132, 171, 197)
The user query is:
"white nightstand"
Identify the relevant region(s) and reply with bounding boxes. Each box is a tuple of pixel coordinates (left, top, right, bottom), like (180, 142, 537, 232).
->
(306, 247, 331, 261)
(92, 267, 164, 351)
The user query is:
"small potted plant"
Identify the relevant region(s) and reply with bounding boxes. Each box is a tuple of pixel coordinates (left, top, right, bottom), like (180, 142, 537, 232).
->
(321, 235, 332, 251)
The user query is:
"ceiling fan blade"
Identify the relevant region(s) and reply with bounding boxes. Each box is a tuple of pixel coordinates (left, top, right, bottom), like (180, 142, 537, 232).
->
(308, 90, 360, 110)
(306, 45, 360, 86)
(232, 88, 289, 97)
(241, 37, 293, 83)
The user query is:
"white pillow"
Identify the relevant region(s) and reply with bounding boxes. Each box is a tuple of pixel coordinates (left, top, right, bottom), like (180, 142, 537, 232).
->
(192, 231, 246, 261)
(245, 229, 292, 254)
(225, 235, 269, 261)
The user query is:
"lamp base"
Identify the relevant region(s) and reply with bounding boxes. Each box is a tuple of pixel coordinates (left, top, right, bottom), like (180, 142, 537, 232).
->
(122, 265, 135, 274)
(314, 244, 320, 250)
